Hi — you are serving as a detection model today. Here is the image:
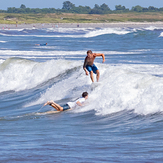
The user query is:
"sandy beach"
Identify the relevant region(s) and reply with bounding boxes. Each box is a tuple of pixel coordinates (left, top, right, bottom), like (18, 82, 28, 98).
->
(0, 22, 163, 29)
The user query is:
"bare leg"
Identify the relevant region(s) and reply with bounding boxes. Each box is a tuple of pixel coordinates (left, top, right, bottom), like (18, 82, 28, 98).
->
(44, 101, 63, 111)
(90, 71, 94, 82)
(96, 70, 100, 82)
(44, 101, 51, 106)
(50, 101, 63, 111)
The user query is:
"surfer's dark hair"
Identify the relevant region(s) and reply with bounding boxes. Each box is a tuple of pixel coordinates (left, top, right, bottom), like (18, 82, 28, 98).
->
(82, 92, 88, 97)
(87, 50, 92, 54)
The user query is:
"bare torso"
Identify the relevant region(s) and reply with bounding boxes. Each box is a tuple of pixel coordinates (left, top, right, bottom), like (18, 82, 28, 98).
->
(83, 54, 96, 67)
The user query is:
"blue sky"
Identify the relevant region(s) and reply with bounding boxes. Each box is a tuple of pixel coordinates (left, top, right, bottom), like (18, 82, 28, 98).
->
(1, 0, 163, 10)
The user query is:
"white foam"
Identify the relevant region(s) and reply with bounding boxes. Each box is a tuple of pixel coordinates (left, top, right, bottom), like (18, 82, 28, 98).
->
(159, 32, 163, 37)
(0, 26, 162, 38)
(46, 27, 92, 33)
(0, 41, 7, 43)
(25, 62, 163, 115)
(84, 28, 132, 38)
(0, 49, 147, 60)
(88, 64, 163, 116)
(0, 27, 133, 38)
(0, 58, 81, 92)
(0, 59, 5, 64)
(26, 64, 91, 107)
(145, 26, 163, 31)
(0, 28, 24, 31)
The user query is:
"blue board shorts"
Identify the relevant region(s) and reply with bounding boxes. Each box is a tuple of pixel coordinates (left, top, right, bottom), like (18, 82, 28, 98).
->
(86, 64, 98, 74)
(61, 104, 70, 111)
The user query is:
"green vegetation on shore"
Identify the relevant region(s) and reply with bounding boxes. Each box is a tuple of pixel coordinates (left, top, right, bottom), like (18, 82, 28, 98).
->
(1, 1, 163, 15)
(0, 1, 163, 24)
(1, 12, 163, 24)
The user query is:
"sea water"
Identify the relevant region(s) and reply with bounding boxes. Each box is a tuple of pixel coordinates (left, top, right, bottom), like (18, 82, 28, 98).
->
(0, 26, 163, 162)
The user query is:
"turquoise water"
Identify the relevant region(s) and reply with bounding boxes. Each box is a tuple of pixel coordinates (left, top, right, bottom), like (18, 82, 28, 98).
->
(0, 26, 163, 162)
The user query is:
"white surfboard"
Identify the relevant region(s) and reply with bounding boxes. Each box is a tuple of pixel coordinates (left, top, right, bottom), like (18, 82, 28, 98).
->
(35, 108, 72, 115)
(91, 82, 101, 90)
(35, 110, 60, 115)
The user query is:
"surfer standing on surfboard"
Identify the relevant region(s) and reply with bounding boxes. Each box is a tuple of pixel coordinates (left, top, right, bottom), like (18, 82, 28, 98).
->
(44, 92, 88, 111)
(83, 50, 105, 82)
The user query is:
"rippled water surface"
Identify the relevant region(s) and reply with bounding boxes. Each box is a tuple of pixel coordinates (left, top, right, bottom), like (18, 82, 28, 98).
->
(0, 26, 163, 162)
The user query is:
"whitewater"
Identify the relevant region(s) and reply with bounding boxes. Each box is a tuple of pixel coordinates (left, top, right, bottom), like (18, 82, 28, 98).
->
(0, 26, 163, 162)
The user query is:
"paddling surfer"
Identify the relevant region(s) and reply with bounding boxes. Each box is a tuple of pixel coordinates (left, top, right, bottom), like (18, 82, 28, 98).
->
(44, 92, 88, 112)
(35, 43, 47, 46)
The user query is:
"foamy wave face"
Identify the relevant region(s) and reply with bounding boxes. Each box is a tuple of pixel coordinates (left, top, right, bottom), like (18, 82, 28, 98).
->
(0, 26, 163, 38)
(27, 62, 163, 115)
(0, 58, 81, 92)
(84, 28, 132, 38)
(88, 64, 163, 116)
(145, 26, 163, 31)
(0, 27, 133, 38)
(26, 62, 92, 107)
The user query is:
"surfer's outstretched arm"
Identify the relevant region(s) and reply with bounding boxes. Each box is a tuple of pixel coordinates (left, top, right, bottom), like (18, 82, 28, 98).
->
(95, 53, 105, 63)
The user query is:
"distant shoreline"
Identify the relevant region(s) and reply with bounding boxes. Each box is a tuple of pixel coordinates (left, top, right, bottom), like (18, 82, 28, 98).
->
(1, 22, 163, 29)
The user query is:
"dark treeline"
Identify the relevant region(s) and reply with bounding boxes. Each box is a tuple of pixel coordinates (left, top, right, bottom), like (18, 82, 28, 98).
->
(1, 1, 163, 14)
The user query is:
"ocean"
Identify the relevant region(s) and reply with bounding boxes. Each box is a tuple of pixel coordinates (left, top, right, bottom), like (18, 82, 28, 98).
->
(0, 25, 163, 162)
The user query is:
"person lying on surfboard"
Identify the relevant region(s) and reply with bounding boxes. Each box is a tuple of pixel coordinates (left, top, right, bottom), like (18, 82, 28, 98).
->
(44, 92, 88, 112)
(35, 43, 47, 46)
(83, 50, 105, 83)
